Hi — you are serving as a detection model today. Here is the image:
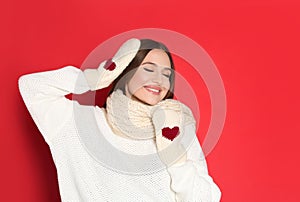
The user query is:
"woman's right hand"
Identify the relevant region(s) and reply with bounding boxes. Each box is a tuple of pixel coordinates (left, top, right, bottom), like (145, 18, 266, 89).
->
(83, 38, 140, 91)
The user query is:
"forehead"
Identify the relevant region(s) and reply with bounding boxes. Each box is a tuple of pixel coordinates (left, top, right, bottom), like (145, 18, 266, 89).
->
(142, 49, 171, 67)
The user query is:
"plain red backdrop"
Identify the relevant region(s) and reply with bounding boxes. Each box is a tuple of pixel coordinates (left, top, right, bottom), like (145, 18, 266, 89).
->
(1, 0, 300, 201)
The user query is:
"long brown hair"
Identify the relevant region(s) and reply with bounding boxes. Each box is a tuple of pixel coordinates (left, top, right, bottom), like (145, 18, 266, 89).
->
(105, 39, 175, 107)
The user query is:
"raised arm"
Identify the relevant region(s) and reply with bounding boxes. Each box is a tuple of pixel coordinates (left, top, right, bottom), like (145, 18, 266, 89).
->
(18, 66, 91, 144)
(18, 38, 141, 145)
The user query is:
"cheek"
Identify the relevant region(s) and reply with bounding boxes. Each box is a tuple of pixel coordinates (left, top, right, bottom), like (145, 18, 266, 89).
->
(162, 79, 171, 90)
(128, 72, 149, 92)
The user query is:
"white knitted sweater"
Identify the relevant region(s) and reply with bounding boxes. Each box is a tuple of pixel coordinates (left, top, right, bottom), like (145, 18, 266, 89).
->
(18, 66, 221, 202)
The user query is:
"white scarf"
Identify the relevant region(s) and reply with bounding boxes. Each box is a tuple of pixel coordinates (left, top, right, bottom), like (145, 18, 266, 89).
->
(105, 89, 196, 140)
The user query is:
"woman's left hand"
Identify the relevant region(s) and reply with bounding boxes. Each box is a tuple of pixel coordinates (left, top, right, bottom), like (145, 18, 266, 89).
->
(151, 101, 187, 166)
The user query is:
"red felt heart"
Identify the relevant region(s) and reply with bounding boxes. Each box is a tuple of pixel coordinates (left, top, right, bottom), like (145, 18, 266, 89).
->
(162, 126, 180, 141)
(103, 58, 116, 71)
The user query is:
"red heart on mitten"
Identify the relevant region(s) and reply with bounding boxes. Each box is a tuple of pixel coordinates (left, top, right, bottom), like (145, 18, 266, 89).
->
(103, 58, 116, 71)
(162, 126, 180, 141)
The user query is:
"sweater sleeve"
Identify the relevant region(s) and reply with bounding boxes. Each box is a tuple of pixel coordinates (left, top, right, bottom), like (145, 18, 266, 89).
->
(18, 66, 91, 145)
(167, 124, 222, 202)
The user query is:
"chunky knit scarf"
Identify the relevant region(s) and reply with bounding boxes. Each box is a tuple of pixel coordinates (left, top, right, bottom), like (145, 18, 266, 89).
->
(105, 89, 196, 140)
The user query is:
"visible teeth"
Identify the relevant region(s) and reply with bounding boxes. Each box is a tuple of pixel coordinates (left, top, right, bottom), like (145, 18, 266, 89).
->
(146, 87, 159, 93)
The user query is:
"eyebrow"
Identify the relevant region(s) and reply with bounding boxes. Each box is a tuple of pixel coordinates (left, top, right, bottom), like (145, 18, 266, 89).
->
(141, 62, 172, 72)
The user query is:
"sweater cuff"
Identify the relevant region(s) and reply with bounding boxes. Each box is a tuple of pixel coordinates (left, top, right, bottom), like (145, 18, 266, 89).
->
(167, 160, 197, 201)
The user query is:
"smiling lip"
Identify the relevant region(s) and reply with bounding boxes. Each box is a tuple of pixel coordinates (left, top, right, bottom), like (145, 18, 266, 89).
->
(144, 86, 161, 95)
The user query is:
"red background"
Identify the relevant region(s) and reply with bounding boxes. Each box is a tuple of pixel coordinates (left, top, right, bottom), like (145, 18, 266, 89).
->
(2, 0, 300, 201)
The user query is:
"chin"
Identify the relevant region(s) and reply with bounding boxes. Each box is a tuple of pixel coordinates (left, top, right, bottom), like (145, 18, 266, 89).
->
(146, 101, 158, 106)
(141, 99, 159, 106)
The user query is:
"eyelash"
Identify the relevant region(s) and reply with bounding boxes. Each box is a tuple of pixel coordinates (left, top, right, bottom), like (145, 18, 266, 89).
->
(143, 68, 153, 72)
(143, 68, 171, 78)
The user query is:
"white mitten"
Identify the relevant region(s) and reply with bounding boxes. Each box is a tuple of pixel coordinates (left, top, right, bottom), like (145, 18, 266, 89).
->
(151, 100, 187, 166)
(83, 38, 141, 91)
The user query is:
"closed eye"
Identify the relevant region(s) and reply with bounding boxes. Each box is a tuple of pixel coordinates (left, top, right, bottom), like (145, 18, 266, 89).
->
(163, 74, 171, 78)
(143, 68, 154, 72)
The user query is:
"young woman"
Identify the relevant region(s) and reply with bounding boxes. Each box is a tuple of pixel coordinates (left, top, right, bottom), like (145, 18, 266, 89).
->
(18, 38, 221, 201)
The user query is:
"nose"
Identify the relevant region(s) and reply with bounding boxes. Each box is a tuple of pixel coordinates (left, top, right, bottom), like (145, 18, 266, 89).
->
(151, 71, 163, 84)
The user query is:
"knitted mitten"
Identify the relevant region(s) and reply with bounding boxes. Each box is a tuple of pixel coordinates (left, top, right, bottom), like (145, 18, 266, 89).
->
(151, 100, 187, 166)
(83, 38, 141, 91)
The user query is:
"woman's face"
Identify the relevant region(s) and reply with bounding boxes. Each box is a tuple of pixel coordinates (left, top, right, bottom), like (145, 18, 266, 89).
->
(125, 49, 172, 106)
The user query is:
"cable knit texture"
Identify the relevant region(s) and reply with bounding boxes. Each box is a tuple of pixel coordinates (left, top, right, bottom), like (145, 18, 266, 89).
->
(18, 66, 221, 202)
